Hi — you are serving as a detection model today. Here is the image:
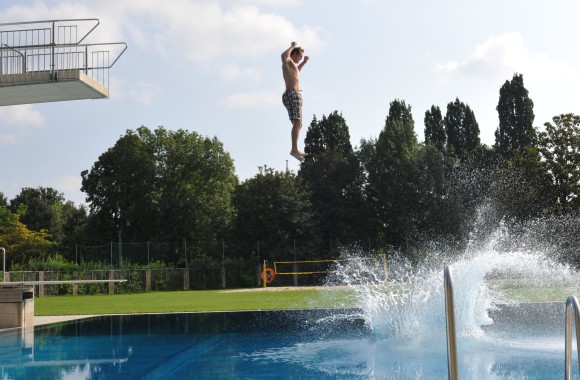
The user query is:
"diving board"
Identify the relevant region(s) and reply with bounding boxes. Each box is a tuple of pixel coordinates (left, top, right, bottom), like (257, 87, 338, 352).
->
(0, 70, 108, 105)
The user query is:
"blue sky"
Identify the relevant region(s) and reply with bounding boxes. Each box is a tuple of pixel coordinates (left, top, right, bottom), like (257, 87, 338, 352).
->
(0, 0, 579, 205)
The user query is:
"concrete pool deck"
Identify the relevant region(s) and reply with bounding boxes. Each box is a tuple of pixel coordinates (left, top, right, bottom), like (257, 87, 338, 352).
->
(0, 315, 96, 332)
(34, 315, 97, 326)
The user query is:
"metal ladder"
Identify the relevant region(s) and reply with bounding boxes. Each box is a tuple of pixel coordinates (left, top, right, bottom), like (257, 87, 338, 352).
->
(565, 295, 580, 379)
(446, 270, 580, 380)
(444, 265, 458, 380)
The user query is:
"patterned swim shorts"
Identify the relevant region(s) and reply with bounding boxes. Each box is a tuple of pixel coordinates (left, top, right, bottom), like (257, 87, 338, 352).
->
(282, 89, 302, 121)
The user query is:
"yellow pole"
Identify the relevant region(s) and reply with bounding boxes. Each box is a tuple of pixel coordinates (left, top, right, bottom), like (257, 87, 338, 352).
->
(262, 260, 267, 288)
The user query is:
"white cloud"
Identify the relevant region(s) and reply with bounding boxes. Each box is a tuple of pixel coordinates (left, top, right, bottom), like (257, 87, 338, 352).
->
(0, 105, 44, 144)
(220, 91, 279, 108)
(0, 105, 44, 126)
(220, 64, 261, 81)
(0, 0, 322, 62)
(436, 32, 577, 82)
(126, 1, 322, 62)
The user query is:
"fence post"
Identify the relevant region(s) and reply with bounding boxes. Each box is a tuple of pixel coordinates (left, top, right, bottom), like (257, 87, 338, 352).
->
(183, 269, 190, 290)
(146, 269, 151, 291)
(73, 271, 78, 295)
(221, 241, 226, 288)
(38, 271, 45, 297)
(293, 240, 298, 286)
(108, 270, 114, 295)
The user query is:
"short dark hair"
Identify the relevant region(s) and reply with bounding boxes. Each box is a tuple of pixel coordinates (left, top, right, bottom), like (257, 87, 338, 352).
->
(291, 47, 304, 56)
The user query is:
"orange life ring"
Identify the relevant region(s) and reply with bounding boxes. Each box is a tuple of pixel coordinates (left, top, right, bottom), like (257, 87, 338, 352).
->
(263, 268, 276, 284)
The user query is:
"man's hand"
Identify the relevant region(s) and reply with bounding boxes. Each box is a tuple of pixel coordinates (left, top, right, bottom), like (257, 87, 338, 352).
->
(303, 56, 310, 63)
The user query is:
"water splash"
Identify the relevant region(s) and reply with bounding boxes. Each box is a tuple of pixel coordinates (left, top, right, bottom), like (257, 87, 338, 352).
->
(323, 222, 580, 344)
(245, 219, 580, 378)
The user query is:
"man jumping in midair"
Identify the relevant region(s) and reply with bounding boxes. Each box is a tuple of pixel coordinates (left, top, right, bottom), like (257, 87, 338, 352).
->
(281, 41, 309, 162)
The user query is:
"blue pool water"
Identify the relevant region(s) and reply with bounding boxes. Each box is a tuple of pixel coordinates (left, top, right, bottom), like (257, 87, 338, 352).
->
(0, 307, 577, 379)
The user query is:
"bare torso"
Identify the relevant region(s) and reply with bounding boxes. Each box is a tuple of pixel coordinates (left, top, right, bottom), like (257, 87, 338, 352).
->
(282, 58, 300, 92)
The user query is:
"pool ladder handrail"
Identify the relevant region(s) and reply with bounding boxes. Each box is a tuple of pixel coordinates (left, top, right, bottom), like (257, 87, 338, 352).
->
(565, 295, 580, 380)
(444, 265, 459, 380)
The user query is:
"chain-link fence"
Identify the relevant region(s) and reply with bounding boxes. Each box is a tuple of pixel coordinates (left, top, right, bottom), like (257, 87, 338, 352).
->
(2, 239, 392, 295)
(74, 239, 384, 268)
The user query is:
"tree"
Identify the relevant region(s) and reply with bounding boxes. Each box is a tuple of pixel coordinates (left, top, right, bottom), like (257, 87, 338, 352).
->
(304, 111, 353, 158)
(445, 98, 480, 159)
(10, 187, 65, 232)
(81, 129, 157, 242)
(413, 143, 449, 236)
(8, 187, 84, 251)
(538, 114, 580, 212)
(424, 105, 446, 152)
(58, 203, 88, 260)
(364, 99, 421, 247)
(490, 147, 554, 220)
(0, 206, 55, 266)
(81, 126, 237, 261)
(152, 128, 237, 244)
(231, 168, 319, 260)
(444, 144, 501, 241)
(301, 111, 373, 244)
(495, 73, 536, 159)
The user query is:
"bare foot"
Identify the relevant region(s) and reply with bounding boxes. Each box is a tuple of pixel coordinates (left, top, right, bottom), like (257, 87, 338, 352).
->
(290, 151, 305, 162)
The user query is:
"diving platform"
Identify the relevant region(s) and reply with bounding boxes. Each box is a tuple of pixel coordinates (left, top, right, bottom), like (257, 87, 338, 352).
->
(0, 19, 126, 106)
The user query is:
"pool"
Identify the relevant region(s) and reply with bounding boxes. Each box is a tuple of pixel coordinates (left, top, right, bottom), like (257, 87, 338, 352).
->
(0, 306, 577, 379)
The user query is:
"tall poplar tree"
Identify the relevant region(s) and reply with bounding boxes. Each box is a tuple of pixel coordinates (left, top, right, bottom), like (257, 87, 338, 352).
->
(301, 111, 372, 244)
(424, 105, 446, 151)
(444, 98, 480, 159)
(364, 99, 420, 247)
(495, 73, 536, 159)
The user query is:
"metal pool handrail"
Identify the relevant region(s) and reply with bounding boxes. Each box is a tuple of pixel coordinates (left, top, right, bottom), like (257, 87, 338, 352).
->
(565, 295, 580, 379)
(444, 265, 459, 380)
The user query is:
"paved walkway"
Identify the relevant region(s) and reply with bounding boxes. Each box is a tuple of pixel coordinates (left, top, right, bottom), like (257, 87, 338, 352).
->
(34, 315, 96, 326)
(0, 315, 95, 332)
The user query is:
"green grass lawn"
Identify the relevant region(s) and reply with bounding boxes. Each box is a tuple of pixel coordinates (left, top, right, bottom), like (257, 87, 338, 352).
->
(34, 288, 357, 316)
(35, 280, 578, 316)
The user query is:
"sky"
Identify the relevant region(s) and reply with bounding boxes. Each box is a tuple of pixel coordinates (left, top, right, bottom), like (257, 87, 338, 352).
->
(0, 0, 579, 205)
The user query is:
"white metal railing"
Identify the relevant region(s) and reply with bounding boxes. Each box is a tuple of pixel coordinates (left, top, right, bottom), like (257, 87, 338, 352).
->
(444, 265, 459, 380)
(565, 295, 580, 379)
(0, 19, 126, 89)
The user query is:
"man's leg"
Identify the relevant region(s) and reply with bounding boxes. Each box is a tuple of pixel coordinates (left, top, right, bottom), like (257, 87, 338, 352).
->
(290, 118, 303, 155)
